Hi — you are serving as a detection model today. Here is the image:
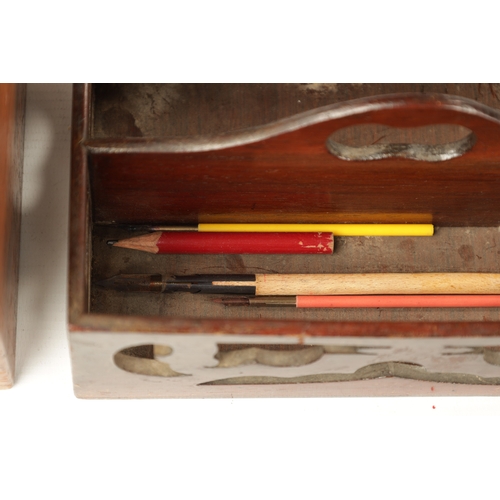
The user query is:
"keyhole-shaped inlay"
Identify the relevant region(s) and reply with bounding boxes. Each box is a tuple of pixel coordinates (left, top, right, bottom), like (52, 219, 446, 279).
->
(326, 124, 475, 162)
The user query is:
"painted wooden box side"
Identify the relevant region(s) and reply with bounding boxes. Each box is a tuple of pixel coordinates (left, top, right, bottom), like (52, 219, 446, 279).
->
(0, 84, 26, 389)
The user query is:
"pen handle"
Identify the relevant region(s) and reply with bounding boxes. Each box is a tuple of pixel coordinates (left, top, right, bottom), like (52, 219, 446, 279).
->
(255, 273, 500, 296)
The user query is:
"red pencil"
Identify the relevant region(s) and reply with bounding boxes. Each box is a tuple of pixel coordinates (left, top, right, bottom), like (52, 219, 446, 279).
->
(110, 231, 334, 254)
(216, 295, 500, 308)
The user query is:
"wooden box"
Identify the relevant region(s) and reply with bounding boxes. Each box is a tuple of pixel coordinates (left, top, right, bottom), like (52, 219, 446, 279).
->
(0, 84, 26, 389)
(69, 83, 500, 398)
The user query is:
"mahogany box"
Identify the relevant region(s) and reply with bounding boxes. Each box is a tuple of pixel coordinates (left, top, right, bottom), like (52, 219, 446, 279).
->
(69, 83, 500, 398)
(0, 84, 26, 389)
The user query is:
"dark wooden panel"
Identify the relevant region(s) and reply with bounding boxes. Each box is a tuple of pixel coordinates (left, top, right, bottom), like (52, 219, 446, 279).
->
(88, 93, 500, 226)
(0, 84, 26, 388)
(91, 83, 500, 139)
(69, 83, 91, 324)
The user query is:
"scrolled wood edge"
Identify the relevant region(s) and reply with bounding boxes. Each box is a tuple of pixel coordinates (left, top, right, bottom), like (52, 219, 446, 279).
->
(83, 93, 500, 154)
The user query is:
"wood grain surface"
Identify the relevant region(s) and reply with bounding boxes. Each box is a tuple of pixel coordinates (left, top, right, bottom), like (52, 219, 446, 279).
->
(253, 273, 500, 296)
(86, 87, 500, 226)
(90, 83, 500, 139)
(0, 84, 26, 388)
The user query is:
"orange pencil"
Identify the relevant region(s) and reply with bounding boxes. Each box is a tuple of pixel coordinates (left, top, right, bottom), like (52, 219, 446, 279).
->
(216, 295, 500, 308)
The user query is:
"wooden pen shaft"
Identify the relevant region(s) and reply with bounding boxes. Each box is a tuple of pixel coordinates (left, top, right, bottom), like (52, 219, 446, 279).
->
(224, 273, 500, 296)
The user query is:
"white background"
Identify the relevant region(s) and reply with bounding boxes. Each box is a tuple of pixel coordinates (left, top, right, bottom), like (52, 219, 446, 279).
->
(2, 6, 500, 496)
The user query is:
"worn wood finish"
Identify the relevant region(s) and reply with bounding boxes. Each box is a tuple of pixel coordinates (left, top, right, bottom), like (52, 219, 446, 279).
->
(69, 84, 500, 398)
(88, 92, 500, 226)
(70, 333, 500, 399)
(0, 84, 26, 389)
(91, 83, 500, 139)
(69, 83, 91, 323)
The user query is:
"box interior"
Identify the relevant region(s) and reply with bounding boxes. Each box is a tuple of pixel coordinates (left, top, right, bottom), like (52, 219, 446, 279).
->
(77, 84, 500, 332)
(90, 225, 500, 323)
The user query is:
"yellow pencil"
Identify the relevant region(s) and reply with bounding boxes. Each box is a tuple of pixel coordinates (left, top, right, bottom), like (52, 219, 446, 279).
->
(199, 223, 434, 236)
(149, 223, 434, 237)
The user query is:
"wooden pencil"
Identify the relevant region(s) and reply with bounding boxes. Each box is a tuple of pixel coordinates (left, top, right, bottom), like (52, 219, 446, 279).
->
(110, 231, 334, 254)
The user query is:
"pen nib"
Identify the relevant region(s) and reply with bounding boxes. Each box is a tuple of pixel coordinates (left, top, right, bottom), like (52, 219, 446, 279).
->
(212, 297, 250, 306)
(95, 274, 163, 292)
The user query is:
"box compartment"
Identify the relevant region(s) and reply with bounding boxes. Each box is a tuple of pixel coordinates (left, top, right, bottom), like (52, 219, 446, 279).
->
(68, 84, 500, 398)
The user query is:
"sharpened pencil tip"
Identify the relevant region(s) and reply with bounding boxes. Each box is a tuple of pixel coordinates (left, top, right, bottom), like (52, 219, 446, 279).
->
(107, 240, 118, 246)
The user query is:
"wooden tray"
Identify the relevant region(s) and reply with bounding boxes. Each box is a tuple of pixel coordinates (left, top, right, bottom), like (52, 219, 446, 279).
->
(69, 84, 500, 398)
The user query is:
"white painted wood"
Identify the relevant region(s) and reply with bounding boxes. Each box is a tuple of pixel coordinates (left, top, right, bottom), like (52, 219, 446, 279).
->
(70, 332, 500, 398)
